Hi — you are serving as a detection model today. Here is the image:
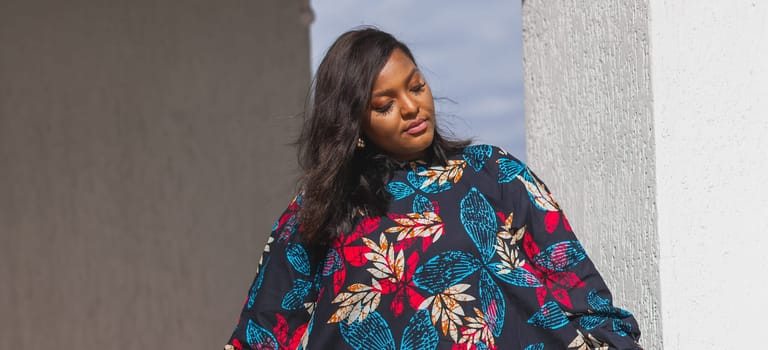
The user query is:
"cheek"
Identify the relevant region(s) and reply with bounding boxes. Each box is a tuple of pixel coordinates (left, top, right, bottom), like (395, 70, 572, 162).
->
(422, 88, 435, 111)
(364, 115, 400, 142)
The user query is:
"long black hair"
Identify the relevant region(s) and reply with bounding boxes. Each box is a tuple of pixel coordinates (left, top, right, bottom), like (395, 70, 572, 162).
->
(296, 27, 469, 244)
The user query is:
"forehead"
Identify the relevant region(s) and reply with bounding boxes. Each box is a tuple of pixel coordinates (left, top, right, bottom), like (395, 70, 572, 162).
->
(372, 49, 418, 89)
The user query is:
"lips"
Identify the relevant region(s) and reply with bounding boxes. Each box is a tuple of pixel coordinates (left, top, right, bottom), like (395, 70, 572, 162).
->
(404, 118, 428, 135)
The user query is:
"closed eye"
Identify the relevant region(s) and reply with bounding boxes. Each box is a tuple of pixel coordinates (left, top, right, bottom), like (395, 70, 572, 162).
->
(373, 101, 394, 115)
(410, 82, 426, 94)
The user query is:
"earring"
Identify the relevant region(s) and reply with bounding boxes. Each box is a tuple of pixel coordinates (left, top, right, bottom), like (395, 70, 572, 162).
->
(356, 138, 365, 148)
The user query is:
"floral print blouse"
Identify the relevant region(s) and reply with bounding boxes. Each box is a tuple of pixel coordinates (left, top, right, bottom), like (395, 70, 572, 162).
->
(225, 145, 642, 350)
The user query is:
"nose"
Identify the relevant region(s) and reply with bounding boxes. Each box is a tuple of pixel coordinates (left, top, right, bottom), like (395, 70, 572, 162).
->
(400, 95, 420, 119)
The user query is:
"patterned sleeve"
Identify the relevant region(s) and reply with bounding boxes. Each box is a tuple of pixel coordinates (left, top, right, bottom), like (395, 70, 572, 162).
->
(224, 195, 323, 350)
(497, 152, 643, 349)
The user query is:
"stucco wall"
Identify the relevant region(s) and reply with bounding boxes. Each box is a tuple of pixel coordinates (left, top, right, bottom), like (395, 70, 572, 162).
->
(649, 1, 768, 348)
(0, 1, 310, 348)
(522, 1, 662, 348)
(525, 0, 768, 348)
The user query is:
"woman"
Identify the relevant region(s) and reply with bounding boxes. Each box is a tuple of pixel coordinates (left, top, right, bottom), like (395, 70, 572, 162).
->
(225, 28, 642, 350)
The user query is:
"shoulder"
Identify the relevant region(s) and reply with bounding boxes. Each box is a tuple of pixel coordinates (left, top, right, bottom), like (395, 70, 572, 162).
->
(439, 144, 526, 196)
(460, 144, 532, 198)
(452, 144, 526, 175)
(271, 193, 304, 244)
(453, 144, 524, 161)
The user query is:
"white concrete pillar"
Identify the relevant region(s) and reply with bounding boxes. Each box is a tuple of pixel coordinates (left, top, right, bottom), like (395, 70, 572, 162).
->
(649, 1, 768, 349)
(523, 1, 768, 348)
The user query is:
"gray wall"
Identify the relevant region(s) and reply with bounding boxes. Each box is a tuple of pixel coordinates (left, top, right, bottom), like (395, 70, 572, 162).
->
(0, 1, 311, 348)
(522, 1, 661, 348)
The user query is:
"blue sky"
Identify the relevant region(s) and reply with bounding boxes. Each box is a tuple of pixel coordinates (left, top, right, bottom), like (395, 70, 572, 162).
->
(309, 0, 526, 160)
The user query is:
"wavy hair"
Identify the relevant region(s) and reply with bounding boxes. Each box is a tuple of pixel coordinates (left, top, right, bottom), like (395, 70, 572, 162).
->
(296, 27, 469, 244)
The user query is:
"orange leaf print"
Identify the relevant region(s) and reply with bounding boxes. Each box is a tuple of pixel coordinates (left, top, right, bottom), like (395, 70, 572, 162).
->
(417, 160, 467, 189)
(386, 211, 444, 242)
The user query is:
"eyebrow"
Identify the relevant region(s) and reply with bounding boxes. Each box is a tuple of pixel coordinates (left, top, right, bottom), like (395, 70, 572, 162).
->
(371, 68, 420, 98)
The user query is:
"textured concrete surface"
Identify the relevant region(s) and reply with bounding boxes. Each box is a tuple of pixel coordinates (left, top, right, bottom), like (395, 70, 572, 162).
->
(522, 1, 662, 348)
(649, 1, 768, 348)
(0, 1, 310, 348)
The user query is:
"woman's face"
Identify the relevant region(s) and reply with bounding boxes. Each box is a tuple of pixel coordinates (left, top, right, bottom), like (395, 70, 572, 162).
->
(362, 49, 435, 161)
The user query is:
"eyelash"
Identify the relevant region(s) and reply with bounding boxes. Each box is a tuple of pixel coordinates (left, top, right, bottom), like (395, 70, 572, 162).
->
(411, 82, 426, 94)
(374, 102, 394, 115)
(373, 82, 427, 115)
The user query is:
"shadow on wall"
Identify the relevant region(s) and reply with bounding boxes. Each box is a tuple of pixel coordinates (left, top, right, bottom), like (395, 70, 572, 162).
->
(0, 1, 311, 348)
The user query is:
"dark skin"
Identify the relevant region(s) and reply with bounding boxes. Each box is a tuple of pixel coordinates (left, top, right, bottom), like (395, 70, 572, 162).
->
(362, 49, 436, 162)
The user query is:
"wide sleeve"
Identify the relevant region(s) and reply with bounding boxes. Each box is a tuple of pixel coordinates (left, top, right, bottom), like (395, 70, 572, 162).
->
(224, 195, 324, 350)
(497, 154, 643, 349)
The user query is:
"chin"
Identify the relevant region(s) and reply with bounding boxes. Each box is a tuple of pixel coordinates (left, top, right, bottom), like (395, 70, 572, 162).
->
(411, 138, 434, 156)
(420, 132, 435, 147)
(422, 131, 435, 147)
